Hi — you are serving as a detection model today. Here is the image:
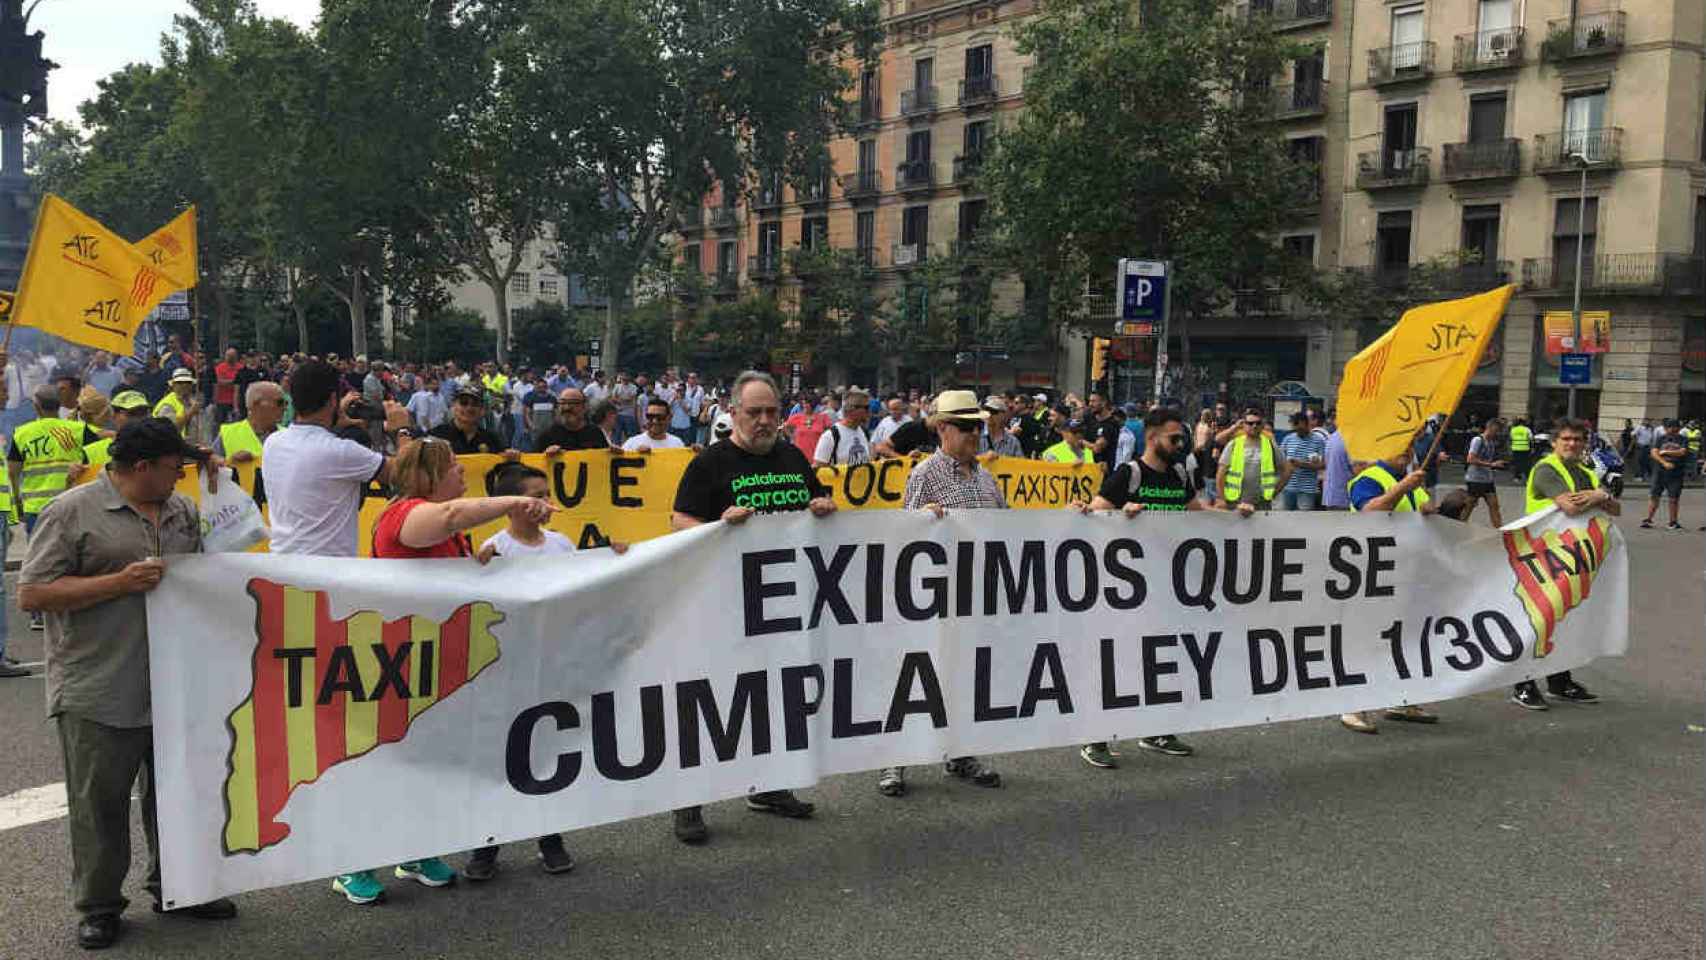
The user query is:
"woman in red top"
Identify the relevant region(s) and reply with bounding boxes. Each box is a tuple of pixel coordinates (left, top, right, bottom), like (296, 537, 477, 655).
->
(334, 439, 559, 905)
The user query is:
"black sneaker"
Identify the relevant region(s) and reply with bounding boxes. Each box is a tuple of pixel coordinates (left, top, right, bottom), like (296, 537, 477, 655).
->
(537, 836, 575, 874)
(1549, 682, 1600, 704)
(673, 806, 708, 844)
(462, 846, 499, 881)
(746, 789, 815, 819)
(1639, 519, 1653, 529)
(943, 756, 1001, 787)
(1510, 683, 1548, 711)
(1136, 734, 1193, 757)
(1667, 522, 1685, 531)
(77, 913, 123, 950)
(0, 662, 29, 678)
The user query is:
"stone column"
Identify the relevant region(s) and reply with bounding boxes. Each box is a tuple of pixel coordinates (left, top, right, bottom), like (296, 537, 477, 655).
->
(1499, 306, 1536, 420)
(1599, 303, 1682, 423)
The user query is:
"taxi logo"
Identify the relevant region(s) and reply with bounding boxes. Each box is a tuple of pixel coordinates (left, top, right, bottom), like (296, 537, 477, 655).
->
(222, 580, 504, 854)
(1501, 517, 1611, 659)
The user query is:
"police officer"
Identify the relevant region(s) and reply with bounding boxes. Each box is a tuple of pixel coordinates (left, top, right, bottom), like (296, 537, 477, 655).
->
(1511, 418, 1616, 709)
(1508, 417, 1533, 483)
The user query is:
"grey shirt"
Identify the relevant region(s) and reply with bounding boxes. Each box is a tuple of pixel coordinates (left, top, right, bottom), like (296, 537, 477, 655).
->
(21, 473, 203, 728)
(1465, 435, 1499, 484)
(1220, 435, 1274, 508)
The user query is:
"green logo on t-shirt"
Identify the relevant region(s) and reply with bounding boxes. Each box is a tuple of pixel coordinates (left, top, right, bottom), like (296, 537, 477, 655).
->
(731, 470, 812, 510)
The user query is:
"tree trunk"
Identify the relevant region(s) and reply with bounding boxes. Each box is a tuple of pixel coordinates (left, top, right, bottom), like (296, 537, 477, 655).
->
(293, 302, 309, 355)
(214, 284, 232, 354)
(602, 298, 622, 376)
(348, 269, 368, 358)
(490, 282, 510, 366)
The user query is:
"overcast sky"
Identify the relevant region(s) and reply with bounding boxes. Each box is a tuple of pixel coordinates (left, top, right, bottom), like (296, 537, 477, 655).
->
(30, 0, 321, 126)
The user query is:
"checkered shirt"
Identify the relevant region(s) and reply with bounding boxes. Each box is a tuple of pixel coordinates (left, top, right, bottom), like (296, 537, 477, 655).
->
(903, 450, 1009, 510)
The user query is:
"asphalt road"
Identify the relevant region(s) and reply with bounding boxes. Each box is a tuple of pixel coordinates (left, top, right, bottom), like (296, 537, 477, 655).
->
(0, 474, 1700, 960)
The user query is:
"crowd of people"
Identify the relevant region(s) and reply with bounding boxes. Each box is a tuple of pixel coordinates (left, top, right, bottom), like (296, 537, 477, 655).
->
(0, 335, 1695, 949)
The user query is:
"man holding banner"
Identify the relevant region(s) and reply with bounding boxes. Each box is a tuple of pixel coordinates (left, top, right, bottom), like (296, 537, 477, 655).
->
(668, 370, 835, 843)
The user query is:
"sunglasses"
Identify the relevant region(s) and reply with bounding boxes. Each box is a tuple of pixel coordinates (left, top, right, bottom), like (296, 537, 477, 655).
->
(1244, 420, 1262, 428)
(941, 419, 982, 431)
(645, 413, 668, 421)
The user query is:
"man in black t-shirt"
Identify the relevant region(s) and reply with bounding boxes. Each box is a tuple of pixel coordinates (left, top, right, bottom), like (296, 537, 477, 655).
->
(428, 386, 515, 456)
(883, 417, 936, 457)
(668, 370, 836, 845)
(533, 388, 614, 454)
(1071, 407, 1209, 768)
(1085, 393, 1125, 469)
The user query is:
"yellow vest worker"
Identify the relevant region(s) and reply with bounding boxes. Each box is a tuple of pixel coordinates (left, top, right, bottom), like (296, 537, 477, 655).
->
(218, 419, 264, 461)
(82, 437, 114, 470)
(11, 417, 88, 519)
(87, 391, 154, 471)
(1524, 451, 1599, 516)
(1346, 462, 1431, 513)
(1509, 424, 1532, 452)
(1222, 432, 1279, 504)
(1041, 440, 1094, 464)
(0, 439, 14, 523)
(1686, 427, 1701, 456)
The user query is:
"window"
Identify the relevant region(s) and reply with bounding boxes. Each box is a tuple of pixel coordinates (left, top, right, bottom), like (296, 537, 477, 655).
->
(914, 57, 933, 93)
(1476, 0, 1514, 60)
(1282, 234, 1316, 265)
(1460, 205, 1501, 264)
(857, 139, 877, 174)
(1563, 91, 1608, 159)
(1383, 103, 1419, 173)
(906, 130, 931, 164)
(716, 240, 737, 278)
(509, 307, 524, 327)
(1376, 210, 1413, 279)
(1694, 196, 1706, 254)
(856, 211, 876, 264)
(959, 199, 986, 240)
(860, 67, 878, 119)
(1468, 94, 1507, 143)
(683, 244, 701, 273)
(966, 45, 992, 79)
(1293, 48, 1325, 105)
(1553, 197, 1598, 282)
(901, 205, 930, 248)
(964, 120, 990, 158)
(1391, 5, 1425, 68)
(538, 276, 561, 298)
(510, 272, 531, 295)
(801, 216, 828, 251)
(758, 222, 781, 264)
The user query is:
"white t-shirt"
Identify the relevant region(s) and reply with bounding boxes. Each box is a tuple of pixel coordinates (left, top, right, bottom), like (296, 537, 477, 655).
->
(870, 415, 909, 448)
(262, 424, 385, 557)
(623, 432, 686, 452)
(814, 420, 871, 465)
(484, 528, 574, 556)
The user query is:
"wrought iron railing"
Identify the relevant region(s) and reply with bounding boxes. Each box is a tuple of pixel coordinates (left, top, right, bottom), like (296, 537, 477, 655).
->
(1533, 128, 1623, 172)
(1368, 41, 1436, 84)
(1355, 146, 1431, 189)
(1269, 79, 1327, 117)
(899, 87, 938, 116)
(895, 160, 937, 191)
(959, 74, 997, 105)
(1542, 12, 1626, 60)
(1441, 138, 1521, 181)
(1522, 253, 1706, 295)
(1453, 27, 1525, 71)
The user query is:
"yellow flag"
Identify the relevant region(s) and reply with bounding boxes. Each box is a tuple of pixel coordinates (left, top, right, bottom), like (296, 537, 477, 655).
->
(11, 196, 180, 353)
(135, 206, 198, 289)
(1335, 285, 1514, 465)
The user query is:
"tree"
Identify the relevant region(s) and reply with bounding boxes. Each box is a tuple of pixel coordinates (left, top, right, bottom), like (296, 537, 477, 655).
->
(678, 292, 791, 375)
(979, 0, 1318, 403)
(525, 0, 882, 375)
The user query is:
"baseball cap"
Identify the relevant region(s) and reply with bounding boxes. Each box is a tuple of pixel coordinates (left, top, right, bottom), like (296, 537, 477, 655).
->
(170, 367, 196, 384)
(1033, 393, 1048, 403)
(111, 390, 151, 411)
(454, 384, 485, 403)
(109, 418, 210, 464)
(1063, 418, 1086, 434)
(1121, 402, 1138, 417)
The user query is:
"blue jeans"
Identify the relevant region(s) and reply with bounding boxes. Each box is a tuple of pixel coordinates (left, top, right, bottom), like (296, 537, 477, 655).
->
(616, 413, 638, 444)
(670, 426, 696, 448)
(1278, 490, 1318, 511)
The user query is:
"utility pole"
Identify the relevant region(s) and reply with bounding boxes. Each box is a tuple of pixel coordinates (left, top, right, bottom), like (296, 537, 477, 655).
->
(1568, 151, 1590, 419)
(0, 0, 56, 292)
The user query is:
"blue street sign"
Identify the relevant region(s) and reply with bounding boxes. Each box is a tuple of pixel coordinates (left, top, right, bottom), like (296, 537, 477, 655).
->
(1117, 259, 1168, 324)
(1559, 352, 1591, 385)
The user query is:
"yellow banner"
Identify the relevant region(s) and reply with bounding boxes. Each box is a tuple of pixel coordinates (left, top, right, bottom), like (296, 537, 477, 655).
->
(117, 451, 1104, 556)
(134, 206, 199, 290)
(12, 197, 192, 353)
(1335, 285, 1513, 465)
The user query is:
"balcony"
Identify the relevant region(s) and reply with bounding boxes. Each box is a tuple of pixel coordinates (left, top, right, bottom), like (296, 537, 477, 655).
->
(1533, 128, 1622, 174)
(953, 153, 984, 184)
(1453, 27, 1525, 72)
(752, 178, 784, 212)
(959, 74, 997, 109)
(855, 96, 882, 128)
(1356, 147, 1431, 190)
(1541, 11, 1626, 61)
(1292, 167, 1322, 211)
(1367, 41, 1436, 86)
(1520, 254, 1705, 297)
(1268, 79, 1327, 119)
(854, 245, 881, 269)
(1436, 260, 1514, 292)
(891, 243, 930, 269)
(1441, 138, 1521, 182)
(710, 207, 739, 231)
(679, 205, 704, 233)
(713, 270, 739, 294)
(1240, 0, 1333, 31)
(1344, 264, 1415, 290)
(896, 160, 937, 193)
(798, 173, 833, 207)
(840, 169, 882, 201)
(748, 252, 782, 282)
(899, 86, 938, 119)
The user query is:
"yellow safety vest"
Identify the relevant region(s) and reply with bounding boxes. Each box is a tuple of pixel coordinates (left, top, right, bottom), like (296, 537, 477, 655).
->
(153, 392, 190, 435)
(83, 437, 114, 470)
(1686, 428, 1701, 455)
(1041, 441, 1094, 464)
(1525, 452, 1598, 516)
(1223, 433, 1278, 503)
(12, 417, 83, 515)
(219, 419, 265, 460)
(1347, 463, 1431, 513)
(1509, 424, 1532, 452)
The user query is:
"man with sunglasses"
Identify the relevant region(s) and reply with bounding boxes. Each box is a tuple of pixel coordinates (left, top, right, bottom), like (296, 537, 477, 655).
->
(1217, 408, 1290, 515)
(669, 370, 835, 843)
(875, 390, 1007, 798)
(624, 398, 691, 452)
(1069, 407, 1209, 767)
(429, 385, 517, 457)
(535, 387, 615, 454)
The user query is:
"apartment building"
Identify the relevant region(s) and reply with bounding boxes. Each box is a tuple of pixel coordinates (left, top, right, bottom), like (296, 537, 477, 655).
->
(679, 0, 1061, 392)
(1340, 0, 1706, 424)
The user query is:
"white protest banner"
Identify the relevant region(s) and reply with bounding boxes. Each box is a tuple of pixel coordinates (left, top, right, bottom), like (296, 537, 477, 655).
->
(148, 508, 1626, 907)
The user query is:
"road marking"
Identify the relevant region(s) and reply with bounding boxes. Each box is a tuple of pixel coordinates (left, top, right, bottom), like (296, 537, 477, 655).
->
(0, 782, 68, 831)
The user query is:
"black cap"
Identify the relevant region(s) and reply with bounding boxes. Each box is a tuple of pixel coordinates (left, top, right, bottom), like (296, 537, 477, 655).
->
(454, 384, 485, 403)
(109, 418, 211, 465)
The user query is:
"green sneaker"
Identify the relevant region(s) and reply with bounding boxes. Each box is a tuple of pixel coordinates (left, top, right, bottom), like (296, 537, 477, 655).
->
(395, 857, 457, 888)
(1079, 742, 1118, 769)
(332, 871, 385, 905)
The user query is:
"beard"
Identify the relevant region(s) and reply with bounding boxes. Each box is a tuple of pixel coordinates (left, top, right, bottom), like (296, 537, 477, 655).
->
(1162, 444, 1191, 465)
(740, 429, 777, 454)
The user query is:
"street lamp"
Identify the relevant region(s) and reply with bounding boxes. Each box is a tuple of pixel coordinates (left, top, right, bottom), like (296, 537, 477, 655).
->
(1567, 148, 1594, 419)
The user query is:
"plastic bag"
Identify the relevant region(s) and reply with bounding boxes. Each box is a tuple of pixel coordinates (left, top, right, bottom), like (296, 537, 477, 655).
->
(199, 471, 269, 553)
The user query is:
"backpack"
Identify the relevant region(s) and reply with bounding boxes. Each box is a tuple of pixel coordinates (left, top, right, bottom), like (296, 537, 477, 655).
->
(1127, 459, 1193, 497)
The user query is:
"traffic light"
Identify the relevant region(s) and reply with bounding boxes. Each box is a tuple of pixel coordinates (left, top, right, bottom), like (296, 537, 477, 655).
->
(1090, 337, 1109, 383)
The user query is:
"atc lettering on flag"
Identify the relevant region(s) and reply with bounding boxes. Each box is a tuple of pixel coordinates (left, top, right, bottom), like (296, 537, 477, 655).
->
(1335, 285, 1514, 465)
(1502, 517, 1611, 659)
(222, 580, 505, 855)
(135, 206, 198, 289)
